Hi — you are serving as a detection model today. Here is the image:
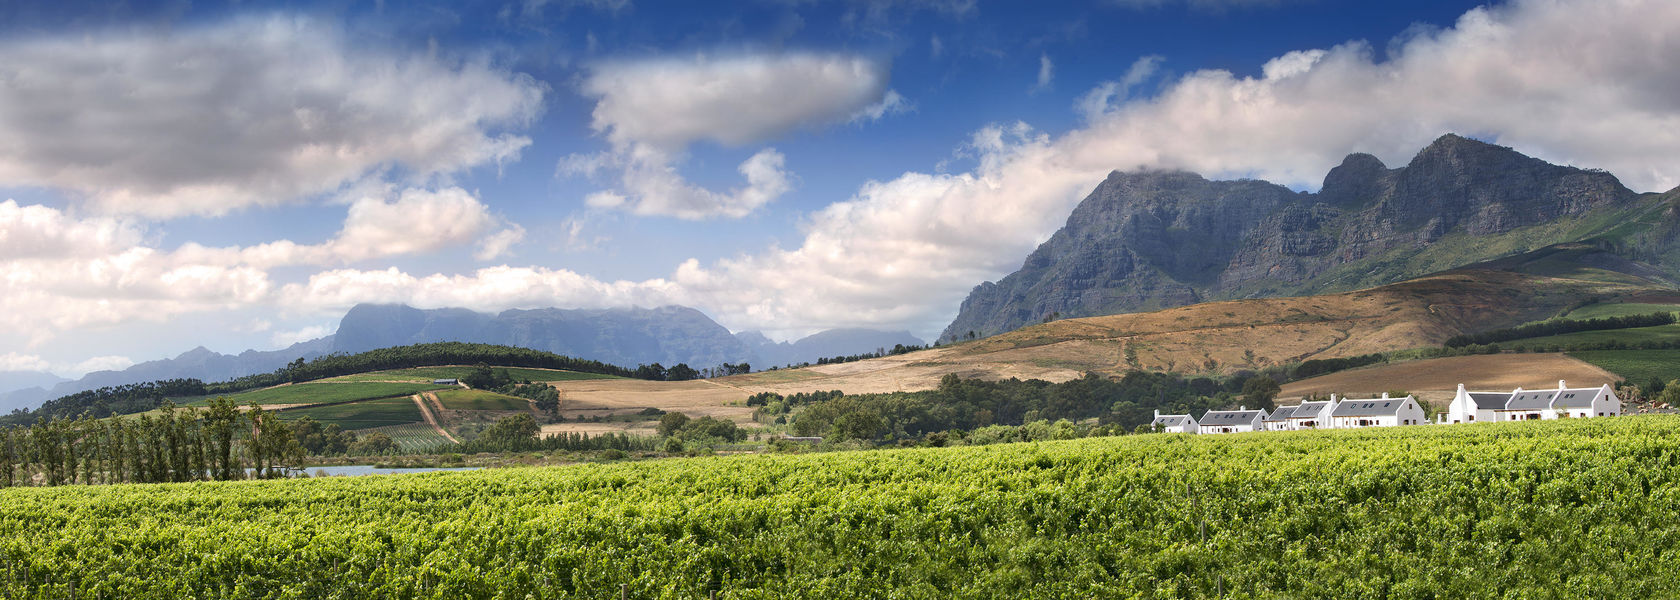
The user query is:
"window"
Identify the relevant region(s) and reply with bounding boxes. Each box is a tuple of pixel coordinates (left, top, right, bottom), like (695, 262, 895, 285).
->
(1468, 415, 1475, 422)
(1598, 412, 1605, 417)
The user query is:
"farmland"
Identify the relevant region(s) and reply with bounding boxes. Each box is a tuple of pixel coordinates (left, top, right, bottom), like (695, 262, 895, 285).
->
(433, 388, 530, 411)
(1563, 302, 1680, 320)
(360, 423, 457, 453)
(1569, 349, 1680, 384)
(1494, 323, 1680, 350)
(4, 417, 1680, 598)
(187, 382, 453, 407)
(278, 396, 425, 429)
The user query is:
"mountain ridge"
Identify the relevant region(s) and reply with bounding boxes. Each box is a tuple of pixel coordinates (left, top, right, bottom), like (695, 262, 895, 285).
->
(940, 134, 1667, 342)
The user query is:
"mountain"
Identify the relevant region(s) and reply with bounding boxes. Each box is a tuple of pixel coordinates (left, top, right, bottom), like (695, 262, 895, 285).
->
(0, 337, 334, 413)
(736, 328, 925, 367)
(332, 304, 757, 369)
(941, 134, 1680, 342)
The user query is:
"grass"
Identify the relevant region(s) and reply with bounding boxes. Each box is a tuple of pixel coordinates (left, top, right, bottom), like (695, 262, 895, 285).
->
(360, 423, 455, 453)
(1568, 349, 1680, 384)
(279, 396, 424, 429)
(323, 366, 620, 383)
(190, 382, 452, 407)
(433, 388, 530, 411)
(1563, 302, 1680, 320)
(1496, 323, 1680, 350)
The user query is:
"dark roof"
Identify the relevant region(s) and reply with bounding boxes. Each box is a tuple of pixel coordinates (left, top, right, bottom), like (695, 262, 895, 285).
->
(1265, 406, 1298, 422)
(1553, 388, 1605, 409)
(1200, 410, 1265, 424)
(1504, 391, 1557, 411)
(1331, 398, 1415, 417)
(1467, 392, 1511, 410)
(1289, 401, 1332, 419)
(1151, 415, 1196, 428)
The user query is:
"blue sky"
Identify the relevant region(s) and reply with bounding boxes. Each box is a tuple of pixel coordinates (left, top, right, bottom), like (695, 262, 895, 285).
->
(3, 0, 1680, 379)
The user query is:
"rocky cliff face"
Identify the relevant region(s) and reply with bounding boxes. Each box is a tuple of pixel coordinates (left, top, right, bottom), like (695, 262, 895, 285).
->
(940, 134, 1642, 342)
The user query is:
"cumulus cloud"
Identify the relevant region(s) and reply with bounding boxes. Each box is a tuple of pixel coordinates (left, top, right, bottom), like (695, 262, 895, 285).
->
(0, 188, 511, 341)
(0, 16, 543, 218)
(0, 352, 133, 377)
(565, 52, 894, 219)
(68, 356, 136, 376)
(0, 353, 53, 373)
(271, 325, 335, 349)
(1076, 55, 1164, 121)
(278, 266, 685, 315)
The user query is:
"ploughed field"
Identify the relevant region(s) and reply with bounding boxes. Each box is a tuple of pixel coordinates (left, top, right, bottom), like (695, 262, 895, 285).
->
(5, 417, 1680, 598)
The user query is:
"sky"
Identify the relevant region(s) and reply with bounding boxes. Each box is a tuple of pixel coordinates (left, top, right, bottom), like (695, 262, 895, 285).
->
(4, 0, 1680, 379)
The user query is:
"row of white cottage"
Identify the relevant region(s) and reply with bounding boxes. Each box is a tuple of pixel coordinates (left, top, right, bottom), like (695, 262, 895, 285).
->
(1150, 380, 1622, 435)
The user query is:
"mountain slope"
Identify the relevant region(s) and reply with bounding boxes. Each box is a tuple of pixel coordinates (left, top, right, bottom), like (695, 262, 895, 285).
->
(737, 328, 925, 367)
(941, 134, 1667, 341)
(0, 337, 334, 413)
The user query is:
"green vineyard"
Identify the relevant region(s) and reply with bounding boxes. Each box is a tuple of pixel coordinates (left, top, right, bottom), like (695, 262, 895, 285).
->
(4, 417, 1680, 598)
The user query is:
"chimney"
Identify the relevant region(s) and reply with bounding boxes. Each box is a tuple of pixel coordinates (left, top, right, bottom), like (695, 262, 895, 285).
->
(1153, 409, 1159, 419)
(1382, 392, 1389, 399)
(1457, 383, 1466, 393)
(1239, 405, 1246, 411)
(1559, 380, 1567, 390)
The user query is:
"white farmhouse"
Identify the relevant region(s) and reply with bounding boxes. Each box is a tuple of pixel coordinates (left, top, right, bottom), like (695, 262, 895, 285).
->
(1198, 407, 1268, 434)
(1287, 397, 1337, 430)
(1446, 384, 1509, 424)
(1495, 380, 1621, 421)
(1264, 405, 1298, 432)
(1149, 410, 1199, 434)
(1329, 393, 1427, 429)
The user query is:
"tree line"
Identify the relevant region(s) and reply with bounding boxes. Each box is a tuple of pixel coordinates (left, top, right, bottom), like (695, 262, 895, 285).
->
(1444, 312, 1675, 347)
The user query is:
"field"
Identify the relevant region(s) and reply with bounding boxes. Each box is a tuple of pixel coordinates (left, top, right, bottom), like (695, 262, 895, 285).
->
(433, 388, 530, 411)
(1563, 302, 1680, 320)
(1495, 323, 1680, 350)
(360, 423, 456, 453)
(278, 395, 424, 429)
(323, 366, 619, 383)
(1569, 349, 1680, 384)
(4, 417, 1680, 597)
(190, 382, 453, 407)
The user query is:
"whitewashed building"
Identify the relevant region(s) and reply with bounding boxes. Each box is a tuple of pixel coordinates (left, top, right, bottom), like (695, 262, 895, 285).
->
(1149, 410, 1199, 434)
(1446, 384, 1509, 424)
(1264, 405, 1298, 431)
(1198, 407, 1268, 434)
(1329, 393, 1427, 429)
(1495, 380, 1621, 421)
(1287, 398, 1337, 430)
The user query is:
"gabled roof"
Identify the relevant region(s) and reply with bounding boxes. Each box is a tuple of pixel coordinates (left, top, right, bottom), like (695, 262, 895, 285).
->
(1503, 390, 1558, 411)
(1331, 397, 1414, 417)
(1151, 414, 1196, 428)
(1552, 388, 1607, 409)
(1466, 392, 1512, 410)
(1288, 401, 1332, 419)
(1200, 410, 1266, 424)
(1265, 406, 1298, 422)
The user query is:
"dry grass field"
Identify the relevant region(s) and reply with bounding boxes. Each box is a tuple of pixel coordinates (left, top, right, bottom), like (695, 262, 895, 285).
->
(1278, 353, 1619, 408)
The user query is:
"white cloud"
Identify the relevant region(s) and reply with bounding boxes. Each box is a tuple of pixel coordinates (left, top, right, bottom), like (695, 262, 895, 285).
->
(475, 225, 527, 261)
(0, 16, 543, 218)
(68, 356, 136, 377)
(851, 90, 912, 123)
(566, 52, 893, 219)
(1076, 55, 1164, 121)
(1034, 53, 1054, 92)
(278, 266, 685, 315)
(271, 325, 335, 349)
(0, 353, 53, 373)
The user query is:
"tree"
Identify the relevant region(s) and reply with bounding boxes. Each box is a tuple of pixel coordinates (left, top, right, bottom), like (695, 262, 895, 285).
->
(1647, 376, 1667, 396)
(348, 433, 397, 455)
(666, 363, 700, 381)
(1241, 377, 1281, 412)
(658, 412, 691, 437)
(461, 363, 497, 389)
(481, 414, 541, 447)
(1660, 382, 1680, 407)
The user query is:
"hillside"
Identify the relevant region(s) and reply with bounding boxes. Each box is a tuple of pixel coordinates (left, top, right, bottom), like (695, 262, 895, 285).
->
(8, 418, 1680, 597)
(942, 134, 1680, 342)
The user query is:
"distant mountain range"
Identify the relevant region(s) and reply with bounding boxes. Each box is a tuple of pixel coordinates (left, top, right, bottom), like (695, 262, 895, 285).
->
(1, 304, 922, 414)
(941, 134, 1680, 342)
